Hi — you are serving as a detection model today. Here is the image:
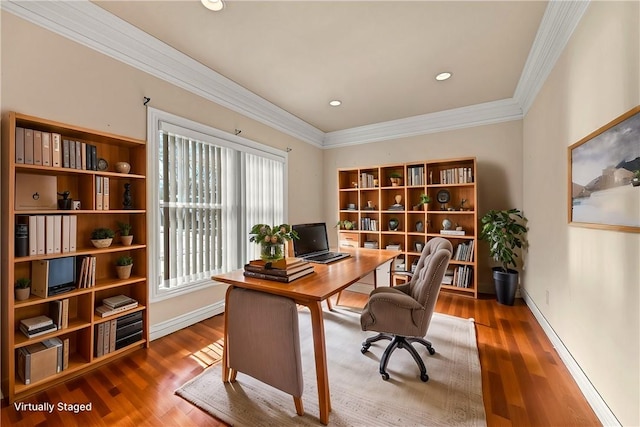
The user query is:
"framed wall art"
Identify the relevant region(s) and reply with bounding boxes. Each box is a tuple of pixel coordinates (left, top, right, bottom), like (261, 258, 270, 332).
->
(568, 105, 640, 232)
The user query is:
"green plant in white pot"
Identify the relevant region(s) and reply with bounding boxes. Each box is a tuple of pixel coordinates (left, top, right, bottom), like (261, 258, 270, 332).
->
(479, 208, 528, 305)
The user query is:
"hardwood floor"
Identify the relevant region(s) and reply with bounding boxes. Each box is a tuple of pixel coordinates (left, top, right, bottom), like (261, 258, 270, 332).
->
(2, 291, 601, 426)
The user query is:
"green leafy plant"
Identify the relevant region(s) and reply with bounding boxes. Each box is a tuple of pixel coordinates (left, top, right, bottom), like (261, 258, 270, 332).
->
(336, 220, 354, 230)
(633, 170, 640, 179)
(389, 172, 402, 178)
(249, 224, 299, 245)
(479, 209, 528, 272)
(91, 227, 115, 240)
(15, 277, 31, 289)
(116, 256, 133, 266)
(418, 193, 431, 206)
(117, 221, 132, 236)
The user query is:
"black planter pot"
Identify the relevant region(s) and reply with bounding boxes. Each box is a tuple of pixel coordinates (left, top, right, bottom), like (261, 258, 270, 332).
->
(493, 267, 518, 306)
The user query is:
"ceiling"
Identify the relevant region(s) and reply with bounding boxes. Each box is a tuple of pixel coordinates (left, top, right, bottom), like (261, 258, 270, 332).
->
(93, 0, 546, 133)
(4, 0, 589, 147)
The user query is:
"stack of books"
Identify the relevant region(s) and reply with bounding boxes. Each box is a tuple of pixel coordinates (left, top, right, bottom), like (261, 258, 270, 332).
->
(20, 315, 57, 338)
(95, 295, 138, 318)
(76, 256, 97, 288)
(243, 258, 315, 283)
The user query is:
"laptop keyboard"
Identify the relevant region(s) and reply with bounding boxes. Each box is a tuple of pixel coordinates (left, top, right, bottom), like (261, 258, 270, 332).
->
(307, 253, 337, 261)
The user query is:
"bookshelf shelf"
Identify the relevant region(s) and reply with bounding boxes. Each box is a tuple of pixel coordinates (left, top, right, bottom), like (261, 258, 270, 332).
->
(1, 112, 149, 403)
(337, 157, 478, 297)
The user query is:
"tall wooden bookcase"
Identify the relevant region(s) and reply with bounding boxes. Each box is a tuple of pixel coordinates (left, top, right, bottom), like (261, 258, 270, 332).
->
(1, 112, 149, 402)
(337, 157, 478, 298)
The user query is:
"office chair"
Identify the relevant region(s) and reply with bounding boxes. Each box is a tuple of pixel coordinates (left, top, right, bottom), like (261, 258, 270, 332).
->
(360, 237, 452, 382)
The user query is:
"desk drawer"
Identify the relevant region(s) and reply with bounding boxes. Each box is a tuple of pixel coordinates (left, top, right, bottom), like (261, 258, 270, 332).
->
(339, 233, 359, 248)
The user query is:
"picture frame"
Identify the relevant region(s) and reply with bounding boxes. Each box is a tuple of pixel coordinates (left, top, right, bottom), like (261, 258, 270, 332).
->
(568, 105, 640, 232)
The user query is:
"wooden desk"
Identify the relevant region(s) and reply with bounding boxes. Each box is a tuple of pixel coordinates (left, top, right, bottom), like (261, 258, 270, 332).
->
(213, 248, 397, 425)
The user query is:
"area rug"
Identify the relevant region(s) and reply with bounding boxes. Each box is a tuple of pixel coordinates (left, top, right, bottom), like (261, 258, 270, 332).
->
(176, 308, 486, 426)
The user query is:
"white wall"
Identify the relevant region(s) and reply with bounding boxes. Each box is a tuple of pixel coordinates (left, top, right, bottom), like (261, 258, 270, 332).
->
(522, 2, 639, 425)
(323, 121, 524, 294)
(0, 12, 324, 326)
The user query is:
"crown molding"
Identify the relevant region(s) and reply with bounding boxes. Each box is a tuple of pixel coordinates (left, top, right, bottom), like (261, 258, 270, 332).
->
(323, 98, 523, 148)
(2, 0, 588, 149)
(1, 0, 325, 147)
(514, 0, 590, 115)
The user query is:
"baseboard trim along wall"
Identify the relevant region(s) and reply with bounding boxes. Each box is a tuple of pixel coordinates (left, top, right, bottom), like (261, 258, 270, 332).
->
(149, 301, 225, 341)
(522, 289, 620, 427)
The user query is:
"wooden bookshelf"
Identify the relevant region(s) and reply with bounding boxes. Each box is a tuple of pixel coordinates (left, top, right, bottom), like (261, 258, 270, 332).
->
(1, 112, 149, 402)
(337, 157, 478, 298)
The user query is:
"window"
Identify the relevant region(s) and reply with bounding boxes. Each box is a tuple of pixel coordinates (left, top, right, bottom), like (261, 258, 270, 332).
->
(147, 109, 287, 301)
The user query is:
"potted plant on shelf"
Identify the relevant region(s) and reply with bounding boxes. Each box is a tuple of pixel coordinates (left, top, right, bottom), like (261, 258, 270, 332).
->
(416, 193, 431, 211)
(117, 221, 133, 246)
(336, 220, 355, 230)
(116, 255, 134, 279)
(479, 208, 528, 306)
(249, 223, 299, 262)
(389, 172, 402, 187)
(15, 277, 31, 301)
(632, 170, 640, 187)
(91, 227, 115, 248)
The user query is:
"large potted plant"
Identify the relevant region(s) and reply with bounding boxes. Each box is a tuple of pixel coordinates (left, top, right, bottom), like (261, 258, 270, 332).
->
(479, 209, 528, 305)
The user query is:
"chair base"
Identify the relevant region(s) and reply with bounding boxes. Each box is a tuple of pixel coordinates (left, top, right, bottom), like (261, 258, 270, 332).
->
(361, 333, 435, 382)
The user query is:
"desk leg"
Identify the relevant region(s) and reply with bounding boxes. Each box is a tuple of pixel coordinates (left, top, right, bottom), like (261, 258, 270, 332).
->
(308, 300, 331, 425)
(222, 285, 233, 383)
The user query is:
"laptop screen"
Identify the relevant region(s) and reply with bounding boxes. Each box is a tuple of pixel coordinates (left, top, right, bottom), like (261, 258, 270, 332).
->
(292, 223, 330, 257)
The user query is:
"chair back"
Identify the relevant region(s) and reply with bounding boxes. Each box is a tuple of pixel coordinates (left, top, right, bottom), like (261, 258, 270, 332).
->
(408, 237, 453, 327)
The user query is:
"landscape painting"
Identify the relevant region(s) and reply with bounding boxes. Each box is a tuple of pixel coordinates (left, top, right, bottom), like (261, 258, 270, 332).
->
(569, 106, 640, 232)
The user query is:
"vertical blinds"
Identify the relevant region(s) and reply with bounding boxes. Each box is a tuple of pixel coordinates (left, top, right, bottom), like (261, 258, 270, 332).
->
(157, 127, 285, 292)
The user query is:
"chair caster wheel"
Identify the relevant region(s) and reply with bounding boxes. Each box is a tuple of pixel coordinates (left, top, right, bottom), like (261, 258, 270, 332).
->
(381, 372, 389, 381)
(420, 373, 429, 382)
(428, 347, 436, 355)
(361, 347, 368, 354)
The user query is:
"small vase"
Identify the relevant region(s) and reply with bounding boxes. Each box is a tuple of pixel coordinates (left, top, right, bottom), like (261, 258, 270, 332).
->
(121, 235, 133, 246)
(15, 287, 30, 301)
(260, 242, 284, 262)
(388, 219, 399, 231)
(116, 264, 133, 280)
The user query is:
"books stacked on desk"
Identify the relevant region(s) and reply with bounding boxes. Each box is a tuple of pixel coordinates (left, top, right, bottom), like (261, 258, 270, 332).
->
(95, 295, 138, 318)
(243, 258, 315, 283)
(20, 315, 57, 338)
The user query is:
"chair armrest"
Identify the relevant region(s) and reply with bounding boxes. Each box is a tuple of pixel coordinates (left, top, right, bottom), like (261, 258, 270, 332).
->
(368, 289, 422, 311)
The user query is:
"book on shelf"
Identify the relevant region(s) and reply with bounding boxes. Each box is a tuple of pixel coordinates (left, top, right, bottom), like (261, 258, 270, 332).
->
(41, 132, 51, 167)
(103, 294, 137, 309)
(440, 229, 466, 236)
(20, 322, 58, 339)
(51, 133, 61, 167)
(95, 302, 138, 318)
(15, 127, 25, 163)
(385, 244, 402, 251)
(243, 266, 315, 283)
(20, 315, 54, 331)
(33, 130, 43, 166)
(50, 299, 70, 330)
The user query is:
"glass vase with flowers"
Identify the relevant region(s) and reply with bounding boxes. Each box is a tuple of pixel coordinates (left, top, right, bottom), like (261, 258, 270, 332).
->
(249, 223, 299, 262)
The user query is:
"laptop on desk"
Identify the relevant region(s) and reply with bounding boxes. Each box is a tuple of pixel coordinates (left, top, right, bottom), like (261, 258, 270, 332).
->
(292, 223, 350, 264)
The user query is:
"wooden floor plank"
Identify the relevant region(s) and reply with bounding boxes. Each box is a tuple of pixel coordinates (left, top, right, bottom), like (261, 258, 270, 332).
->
(1, 291, 601, 426)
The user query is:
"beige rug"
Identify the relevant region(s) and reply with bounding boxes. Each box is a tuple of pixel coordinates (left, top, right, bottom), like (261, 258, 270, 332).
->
(176, 308, 486, 426)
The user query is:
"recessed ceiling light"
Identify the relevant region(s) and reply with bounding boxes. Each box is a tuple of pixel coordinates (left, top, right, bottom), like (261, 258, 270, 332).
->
(201, 0, 224, 11)
(329, 100, 342, 107)
(435, 72, 452, 81)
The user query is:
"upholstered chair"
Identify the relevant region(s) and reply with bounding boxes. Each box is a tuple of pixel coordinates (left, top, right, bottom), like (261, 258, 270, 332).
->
(224, 287, 304, 415)
(360, 237, 452, 381)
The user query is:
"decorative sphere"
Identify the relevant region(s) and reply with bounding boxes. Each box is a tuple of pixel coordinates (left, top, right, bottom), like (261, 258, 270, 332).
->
(442, 218, 452, 230)
(115, 162, 131, 174)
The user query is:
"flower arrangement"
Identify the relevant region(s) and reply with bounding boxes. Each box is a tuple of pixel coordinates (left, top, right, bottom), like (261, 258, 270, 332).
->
(249, 223, 299, 261)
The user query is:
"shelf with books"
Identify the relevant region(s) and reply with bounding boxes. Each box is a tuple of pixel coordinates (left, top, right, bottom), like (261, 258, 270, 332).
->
(337, 157, 477, 298)
(2, 112, 149, 403)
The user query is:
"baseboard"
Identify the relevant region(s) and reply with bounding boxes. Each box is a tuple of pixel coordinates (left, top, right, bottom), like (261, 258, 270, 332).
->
(521, 289, 620, 426)
(149, 300, 225, 341)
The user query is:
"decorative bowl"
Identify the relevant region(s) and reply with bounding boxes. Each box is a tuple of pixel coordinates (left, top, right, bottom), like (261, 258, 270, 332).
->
(91, 238, 113, 248)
